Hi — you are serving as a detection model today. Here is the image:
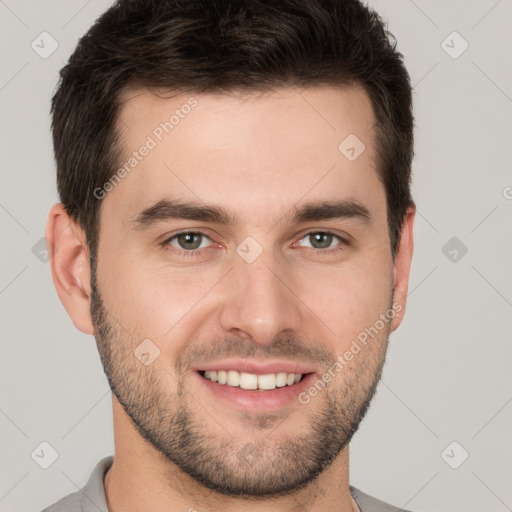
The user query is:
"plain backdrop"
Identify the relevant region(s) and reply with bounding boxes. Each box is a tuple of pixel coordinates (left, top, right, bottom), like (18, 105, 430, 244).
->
(1, 1, 511, 511)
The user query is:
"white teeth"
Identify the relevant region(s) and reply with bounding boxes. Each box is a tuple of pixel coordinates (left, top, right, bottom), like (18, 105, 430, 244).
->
(240, 372, 258, 389)
(202, 370, 303, 390)
(276, 372, 287, 387)
(227, 370, 240, 387)
(258, 373, 276, 390)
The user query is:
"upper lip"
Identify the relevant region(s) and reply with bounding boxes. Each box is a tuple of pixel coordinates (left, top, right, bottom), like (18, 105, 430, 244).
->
(193, 358, 316, 375)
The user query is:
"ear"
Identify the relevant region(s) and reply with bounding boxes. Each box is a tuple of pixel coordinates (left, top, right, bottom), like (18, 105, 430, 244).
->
(390, 206, 415, 332)
(45, 203, 95, 335)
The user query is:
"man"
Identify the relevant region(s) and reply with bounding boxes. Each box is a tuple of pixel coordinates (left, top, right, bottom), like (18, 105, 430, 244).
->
(43, 0, 415, 510)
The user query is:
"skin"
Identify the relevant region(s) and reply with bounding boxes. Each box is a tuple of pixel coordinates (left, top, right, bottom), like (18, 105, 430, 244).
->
(46, 85, 415, 512)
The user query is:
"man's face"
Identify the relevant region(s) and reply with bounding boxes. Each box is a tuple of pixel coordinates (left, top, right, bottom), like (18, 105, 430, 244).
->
(92, 86, 397, 496)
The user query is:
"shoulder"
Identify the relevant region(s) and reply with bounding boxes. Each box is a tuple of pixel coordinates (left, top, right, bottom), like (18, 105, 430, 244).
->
(350, 485, 414, 512)
(41, 491, 82, 512)
(40, 456, 113, 512)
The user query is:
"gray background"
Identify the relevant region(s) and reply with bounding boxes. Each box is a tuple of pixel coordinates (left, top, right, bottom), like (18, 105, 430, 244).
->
(1, 1, 511, 511)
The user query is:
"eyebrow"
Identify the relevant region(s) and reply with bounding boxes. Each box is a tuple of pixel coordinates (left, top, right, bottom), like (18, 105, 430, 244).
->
(129, 196, 371, 230)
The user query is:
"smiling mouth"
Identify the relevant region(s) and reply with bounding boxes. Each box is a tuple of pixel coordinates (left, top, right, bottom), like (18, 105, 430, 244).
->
(198, 370, 307, 391)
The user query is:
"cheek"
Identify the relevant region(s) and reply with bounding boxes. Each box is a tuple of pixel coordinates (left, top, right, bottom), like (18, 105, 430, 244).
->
(102, 257, 223, 344)
(300, 262, 393, 346)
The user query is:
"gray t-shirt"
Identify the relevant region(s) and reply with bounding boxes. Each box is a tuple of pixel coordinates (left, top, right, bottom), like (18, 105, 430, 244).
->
(41, 456, 413, 512)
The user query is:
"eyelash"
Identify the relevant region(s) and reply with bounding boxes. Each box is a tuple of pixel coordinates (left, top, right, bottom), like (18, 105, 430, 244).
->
(161, 230, 349, 258)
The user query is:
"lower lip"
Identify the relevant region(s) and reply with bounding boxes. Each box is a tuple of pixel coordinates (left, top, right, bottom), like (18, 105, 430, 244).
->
(196, 372, 317, 412)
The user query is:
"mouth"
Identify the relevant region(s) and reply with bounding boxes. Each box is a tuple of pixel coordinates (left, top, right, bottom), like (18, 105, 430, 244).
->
(193, 361, 317, 412)
(199, 370, 305, 390)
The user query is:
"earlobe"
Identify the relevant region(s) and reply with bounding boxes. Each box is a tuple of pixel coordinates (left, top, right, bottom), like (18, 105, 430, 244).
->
(45, 203, 95, 335)
(390, 206, 415, 332)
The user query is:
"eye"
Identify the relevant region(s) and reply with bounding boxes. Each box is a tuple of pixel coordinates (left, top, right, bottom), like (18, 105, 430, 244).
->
(161, 230, 348, 258)
(164, 231, 214, 254)
(296, 231, 346, 252)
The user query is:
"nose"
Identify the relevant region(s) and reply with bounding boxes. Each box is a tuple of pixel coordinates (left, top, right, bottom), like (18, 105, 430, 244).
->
(219, 250, 302, 346)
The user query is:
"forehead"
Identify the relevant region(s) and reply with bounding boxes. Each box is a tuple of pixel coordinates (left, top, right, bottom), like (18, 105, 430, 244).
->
(105, 85, 384, 228)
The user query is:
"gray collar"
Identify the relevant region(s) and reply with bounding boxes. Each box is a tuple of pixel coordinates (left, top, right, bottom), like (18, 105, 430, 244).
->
(77, 456, 410, 512)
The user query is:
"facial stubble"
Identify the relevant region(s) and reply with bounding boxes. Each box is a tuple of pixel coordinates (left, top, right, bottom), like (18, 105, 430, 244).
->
(90, 280, 390, 498)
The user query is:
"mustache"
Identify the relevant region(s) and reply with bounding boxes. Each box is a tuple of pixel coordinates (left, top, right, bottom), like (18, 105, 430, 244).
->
(175, 333, 335, 373)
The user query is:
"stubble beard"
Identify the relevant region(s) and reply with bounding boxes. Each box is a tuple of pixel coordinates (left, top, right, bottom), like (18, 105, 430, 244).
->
(90, 279, 390, 498)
